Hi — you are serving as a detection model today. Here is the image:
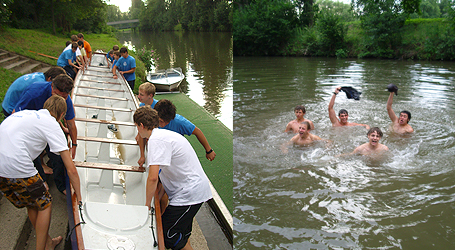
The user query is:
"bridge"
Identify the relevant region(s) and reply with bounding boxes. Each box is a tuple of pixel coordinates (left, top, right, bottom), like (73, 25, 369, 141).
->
(107, 19, 139, 29)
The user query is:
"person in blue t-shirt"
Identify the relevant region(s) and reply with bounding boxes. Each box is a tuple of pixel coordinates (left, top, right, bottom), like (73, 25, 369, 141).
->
(136, 82, 159, 165)
(13, 74, 78, 194)
(57, 43, 80, 79)
(155, 99, 216, 161)
(112, 47, 136, 90)
(2, 67, 65, 117)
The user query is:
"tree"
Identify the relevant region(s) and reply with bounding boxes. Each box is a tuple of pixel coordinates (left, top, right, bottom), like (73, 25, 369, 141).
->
(354, 0, 420, 58)
(233, 0, 299, 55)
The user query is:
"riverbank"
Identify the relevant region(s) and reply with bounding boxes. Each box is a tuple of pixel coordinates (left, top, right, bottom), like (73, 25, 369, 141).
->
(0, 28, 146, 90)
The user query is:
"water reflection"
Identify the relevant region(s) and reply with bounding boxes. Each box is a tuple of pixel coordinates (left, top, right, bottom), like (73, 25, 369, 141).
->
(116, 31, 233, 129)
(234, 57, 455, 249)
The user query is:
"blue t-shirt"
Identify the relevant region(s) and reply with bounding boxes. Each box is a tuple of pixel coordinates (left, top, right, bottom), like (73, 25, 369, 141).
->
(14, 82, 75, 120)
(115, 55, 136, 81)
(139, 99, 158, 109)
(106, 54, 113, 62)
(2, 72, 46, 114)
(57, 49, 75, 67)
(160, 114, 196, 136)
(111, 59, 117, 69)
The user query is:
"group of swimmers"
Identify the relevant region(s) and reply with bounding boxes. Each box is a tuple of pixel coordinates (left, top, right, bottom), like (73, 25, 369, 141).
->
(283, 87, 414, 156)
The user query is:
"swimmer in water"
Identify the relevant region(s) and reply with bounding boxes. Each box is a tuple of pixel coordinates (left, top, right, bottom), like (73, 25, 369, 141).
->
(339, 127, 389, 157)
(387, 92, 414, 134)
(328, 87, 370, 129)
(285, 105, 314, 133)
(282, 121, 327, 153)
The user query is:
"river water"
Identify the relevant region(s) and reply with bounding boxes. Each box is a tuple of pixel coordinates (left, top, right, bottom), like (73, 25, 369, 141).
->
(233, 57, 455, 249)
(116, 31, 233, 130)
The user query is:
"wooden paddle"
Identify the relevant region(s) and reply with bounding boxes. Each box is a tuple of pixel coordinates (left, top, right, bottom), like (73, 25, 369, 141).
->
(28, 50, 58, 60)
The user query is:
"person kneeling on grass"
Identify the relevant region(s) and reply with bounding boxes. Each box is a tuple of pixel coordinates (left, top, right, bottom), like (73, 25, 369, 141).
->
(134, 106, 212, 250)
(0, 95, 82, 250)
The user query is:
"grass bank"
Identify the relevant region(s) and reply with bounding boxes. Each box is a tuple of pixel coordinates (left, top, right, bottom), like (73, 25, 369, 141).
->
(0, 28, 147, 114)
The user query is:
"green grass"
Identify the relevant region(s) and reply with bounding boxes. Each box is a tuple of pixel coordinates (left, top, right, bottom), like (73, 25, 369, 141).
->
(0, 28, 146, 94)
(0, 68, 23, 123)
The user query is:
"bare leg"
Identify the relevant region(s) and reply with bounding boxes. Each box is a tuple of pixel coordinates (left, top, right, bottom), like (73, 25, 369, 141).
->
(27, 205, 62, 250)
(181, 238, 193, 250)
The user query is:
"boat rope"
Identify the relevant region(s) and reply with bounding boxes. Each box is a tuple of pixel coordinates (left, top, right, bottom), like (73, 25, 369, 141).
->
(66, 201, 87, 241)
(150, 207, 158, 247)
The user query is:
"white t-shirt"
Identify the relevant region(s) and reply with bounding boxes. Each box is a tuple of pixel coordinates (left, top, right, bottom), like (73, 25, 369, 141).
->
(0, 109, 68, 178)
(147, 128, 212, 206)
(63, 43, 82, 57)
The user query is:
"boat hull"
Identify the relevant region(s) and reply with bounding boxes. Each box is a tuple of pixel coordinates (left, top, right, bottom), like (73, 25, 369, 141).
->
(146, 68, 184, 91)
(69, 53, 164, 250)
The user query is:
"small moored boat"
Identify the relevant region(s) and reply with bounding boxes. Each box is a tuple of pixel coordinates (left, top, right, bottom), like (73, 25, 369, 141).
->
(146, 68, 184, 91)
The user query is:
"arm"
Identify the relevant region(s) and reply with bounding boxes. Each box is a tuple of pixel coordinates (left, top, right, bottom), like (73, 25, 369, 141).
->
(328, 87, 341, 125)
(66, 118, 77, 159)
(60, 150, 82, 202)
(192, 127, 216, 161)
(284, 122, 292, 132)
(308, 120, 315, 130)
(120, 67, 136, 75)
(136, 133, 146, 167)
(145, 165, 160, 210)
(67, 58, 80, 70)
(351, 123, 370, 130)
(112, 65, 118, 79)
(387, 92, 398, 123)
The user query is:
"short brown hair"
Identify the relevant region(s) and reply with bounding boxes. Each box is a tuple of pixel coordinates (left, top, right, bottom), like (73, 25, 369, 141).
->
(133, 106, 159, 130)
(154, 99, 176, 123)
(294, 105, 306, 113)
(71, 35, 78, 42)
(139, 82, 156, 97)
(114, 51, 121, 57)
(120, 47, 128, 54)
(52, 74, 74, 94)
(44, 67, 66, 81)
(367, 127, 383, 137)
(77, 33, 84, 39)
(44, 95, 67, 120)
(300, 121, 311, 130)
(113, 45, 119, 51)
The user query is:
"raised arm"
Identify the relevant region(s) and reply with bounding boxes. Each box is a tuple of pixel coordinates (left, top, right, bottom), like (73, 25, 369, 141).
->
(192, 127, 216, 161)
(387, 92, 398, 123)
(328, 87, 341, 125)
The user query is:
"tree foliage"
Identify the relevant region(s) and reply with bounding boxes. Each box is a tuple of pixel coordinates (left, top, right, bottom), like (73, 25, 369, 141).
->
(138, 0, 232, 32)
(5, 0, 109, 34)
(233, 0, 299, 56)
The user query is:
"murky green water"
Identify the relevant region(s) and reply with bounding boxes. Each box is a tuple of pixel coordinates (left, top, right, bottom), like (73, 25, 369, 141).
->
(116, 31, 233, 130)
(233, 57, 455, 249)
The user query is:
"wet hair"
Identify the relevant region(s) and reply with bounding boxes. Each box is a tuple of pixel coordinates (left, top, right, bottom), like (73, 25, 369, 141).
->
(77, 33, 84, 39)
(338, 109, 348, 116)
(77, 40, 84, 47)
(71, 35, 78, 42)
(120, 47, 128, 54)
(113, 45, 119, 51)
(400, 111, 411, 122)
(44, 67, 66, 81)
(52, 74, 74, 94)
(139, 82, 156, 97)
(300, 121, 311, 130)
(154, 99, 176, 122)
(133, 106, 159, 130)
(367, 127, 383, 137)
(44, 95, 67, 120)
(65, 40, 71, 47)
(294, 105, 306, 113)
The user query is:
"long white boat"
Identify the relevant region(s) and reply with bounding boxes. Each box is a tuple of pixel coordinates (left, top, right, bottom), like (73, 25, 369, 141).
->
(146, 67, 184, 91)
(67, 52, 164, 250)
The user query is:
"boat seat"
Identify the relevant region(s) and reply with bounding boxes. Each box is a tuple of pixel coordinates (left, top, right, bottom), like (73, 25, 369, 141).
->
(84, 201, 150, 231)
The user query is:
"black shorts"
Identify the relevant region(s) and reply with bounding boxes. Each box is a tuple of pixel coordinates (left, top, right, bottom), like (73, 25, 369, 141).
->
(162, 202, 203, 250)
